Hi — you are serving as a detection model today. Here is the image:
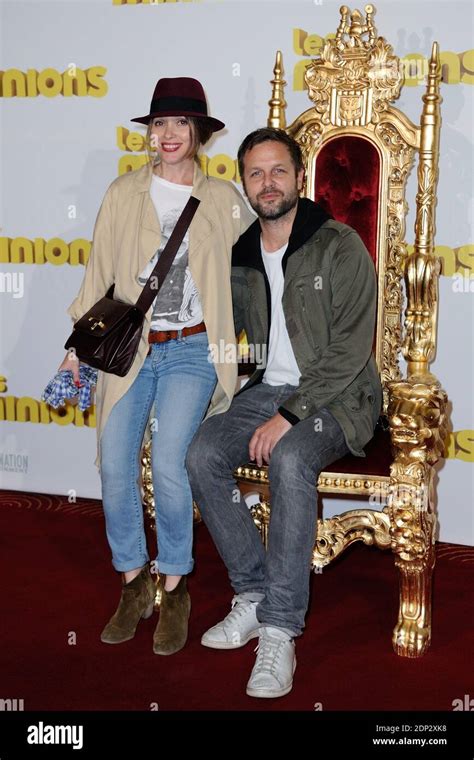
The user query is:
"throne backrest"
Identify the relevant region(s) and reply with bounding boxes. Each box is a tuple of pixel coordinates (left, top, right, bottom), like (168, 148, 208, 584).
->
(267, 4, 442, 413)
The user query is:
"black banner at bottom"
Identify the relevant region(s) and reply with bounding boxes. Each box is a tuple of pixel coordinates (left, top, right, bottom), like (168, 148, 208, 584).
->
(0, 710, 472, 757)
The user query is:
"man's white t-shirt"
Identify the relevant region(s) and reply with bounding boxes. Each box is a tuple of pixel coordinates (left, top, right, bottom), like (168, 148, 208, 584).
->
(138, 174, 204, 330)
(261, 238, 301, 386)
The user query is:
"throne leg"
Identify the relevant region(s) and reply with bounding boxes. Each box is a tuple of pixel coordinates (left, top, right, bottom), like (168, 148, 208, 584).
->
(388, 471, 436, 657)
(249, 495, 271, 547)
(387, 379, 448, 656)
(393, 542, 435, 657)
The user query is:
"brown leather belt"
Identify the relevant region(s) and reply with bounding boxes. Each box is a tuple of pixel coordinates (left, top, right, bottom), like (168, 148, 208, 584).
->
(148, 321, 207, 348)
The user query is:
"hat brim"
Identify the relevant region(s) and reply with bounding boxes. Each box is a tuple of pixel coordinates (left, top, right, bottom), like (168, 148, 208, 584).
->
(130, 111, 225, 132)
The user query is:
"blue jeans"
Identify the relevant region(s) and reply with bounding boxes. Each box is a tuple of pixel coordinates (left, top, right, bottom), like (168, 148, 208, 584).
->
(100, 332, 217, 575)
(186, 382, 350, 636)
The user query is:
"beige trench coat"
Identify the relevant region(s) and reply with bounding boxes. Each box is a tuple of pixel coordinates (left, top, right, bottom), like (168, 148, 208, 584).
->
(67, 161, 255, 469)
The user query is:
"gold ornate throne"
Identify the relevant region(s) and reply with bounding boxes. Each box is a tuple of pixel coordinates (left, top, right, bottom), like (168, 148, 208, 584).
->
(235, 4, 448, 658)
(142, 4, 448, 655)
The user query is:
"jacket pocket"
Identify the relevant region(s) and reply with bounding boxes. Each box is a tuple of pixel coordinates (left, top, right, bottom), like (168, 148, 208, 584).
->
(340, 382, 375, 412)
(339, 381, 377, 450)
(293, 271, 330, 349)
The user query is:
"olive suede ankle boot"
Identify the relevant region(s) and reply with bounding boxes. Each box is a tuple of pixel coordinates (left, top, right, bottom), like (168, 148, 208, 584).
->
(153, 576, 191, 655)
(101, 564, 156, 644)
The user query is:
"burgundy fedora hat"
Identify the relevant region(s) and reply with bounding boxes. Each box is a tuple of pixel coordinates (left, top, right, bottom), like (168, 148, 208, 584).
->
(131, 76, 225, 132)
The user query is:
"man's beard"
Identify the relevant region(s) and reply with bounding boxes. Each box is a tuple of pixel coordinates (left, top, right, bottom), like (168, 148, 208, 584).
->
(248, 186, 299, 220)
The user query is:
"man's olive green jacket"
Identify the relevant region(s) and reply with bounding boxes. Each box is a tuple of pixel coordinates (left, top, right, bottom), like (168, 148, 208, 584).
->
(231, 197, 382, 457)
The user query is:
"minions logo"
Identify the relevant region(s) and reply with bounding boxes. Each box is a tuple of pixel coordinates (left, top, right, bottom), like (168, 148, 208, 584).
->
(0, 66, 107, 98)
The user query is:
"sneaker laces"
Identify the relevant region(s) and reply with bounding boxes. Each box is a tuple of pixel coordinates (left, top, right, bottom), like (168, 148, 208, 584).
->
(253, 630, 289, 678)
(222, 596, 256, 631)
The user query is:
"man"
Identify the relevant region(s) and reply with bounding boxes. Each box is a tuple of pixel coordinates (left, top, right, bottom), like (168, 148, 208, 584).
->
(186, 128, 382, 698)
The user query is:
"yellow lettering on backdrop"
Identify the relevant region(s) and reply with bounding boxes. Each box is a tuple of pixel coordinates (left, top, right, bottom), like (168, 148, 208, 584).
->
(439, 51, 461, 86)
(0, 238, 90, 265)
(0, 395, 96, 427)
(116, 127, 146, 152)
(462, 49, 474, 84)
(16, 398, 41, 423)
(87, 67, 108, 97)
(118, 154, 148, 174)
(445, 431, 474, 462)
(454, 431, 474, 463)
(127, 131, 145, 152)
(457, 245, 474, 273)
(45, 239, 69, 265)
(62, 69, 88, 97)
(0, 69, 27, 96)
(0, 67, 107, 97)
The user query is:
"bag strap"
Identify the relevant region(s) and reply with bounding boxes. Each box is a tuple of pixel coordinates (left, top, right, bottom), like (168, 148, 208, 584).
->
(135, 195, 200, 315)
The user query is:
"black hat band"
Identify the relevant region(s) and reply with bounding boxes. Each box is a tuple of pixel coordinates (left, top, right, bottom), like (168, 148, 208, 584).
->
(149, 96, 208, 116)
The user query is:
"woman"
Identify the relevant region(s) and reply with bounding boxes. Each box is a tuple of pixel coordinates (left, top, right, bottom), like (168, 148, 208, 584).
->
(59, 77, 254, 655)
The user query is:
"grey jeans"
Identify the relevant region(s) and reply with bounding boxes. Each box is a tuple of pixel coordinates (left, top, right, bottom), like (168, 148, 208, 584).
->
(186, 381, 349, 637)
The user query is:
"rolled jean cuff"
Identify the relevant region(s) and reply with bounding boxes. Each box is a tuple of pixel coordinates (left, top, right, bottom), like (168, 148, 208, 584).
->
(256, 613, 300, 638)
(156, 559, 194, 575)
(236, 591, 265, 603)
(264, 625, 297, 639)
(112, 555, 149, 573)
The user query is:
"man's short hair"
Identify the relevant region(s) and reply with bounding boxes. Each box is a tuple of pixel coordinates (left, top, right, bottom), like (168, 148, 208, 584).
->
(237, 128, 304, 179)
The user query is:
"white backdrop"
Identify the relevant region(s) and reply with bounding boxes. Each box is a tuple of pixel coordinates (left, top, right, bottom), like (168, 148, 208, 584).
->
(1, 0, 473, 545)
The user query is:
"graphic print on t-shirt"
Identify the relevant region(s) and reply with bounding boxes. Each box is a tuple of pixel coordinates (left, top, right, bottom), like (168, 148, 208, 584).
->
(138, 208, 201, 326)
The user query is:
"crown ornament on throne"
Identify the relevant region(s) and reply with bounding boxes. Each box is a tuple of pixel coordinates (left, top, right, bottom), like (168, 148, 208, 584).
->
(305, 4, 403, 127)
(335, 3, 377, 48)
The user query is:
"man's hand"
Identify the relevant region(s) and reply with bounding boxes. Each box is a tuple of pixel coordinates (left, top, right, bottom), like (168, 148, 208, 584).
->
(249, 413, 293, 466)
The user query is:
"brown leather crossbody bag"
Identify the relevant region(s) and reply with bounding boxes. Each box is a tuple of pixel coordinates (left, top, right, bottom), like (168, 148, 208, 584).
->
(64, 196, 200, 377)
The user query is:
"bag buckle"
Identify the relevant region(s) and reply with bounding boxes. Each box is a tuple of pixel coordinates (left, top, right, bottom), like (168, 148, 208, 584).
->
(88, 315, 105, 331)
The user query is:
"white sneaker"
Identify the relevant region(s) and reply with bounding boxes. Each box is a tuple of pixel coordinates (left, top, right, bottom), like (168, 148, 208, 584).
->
(246, 626, 296, 698)
(201, 596, 261, 650)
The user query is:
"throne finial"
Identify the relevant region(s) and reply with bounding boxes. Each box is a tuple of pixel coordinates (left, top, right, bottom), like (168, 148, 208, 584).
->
(335, 3, 377, 49)
(426, 41, 441, 100)
(267, 50, 287, 129)
(404, 40, 442, 378)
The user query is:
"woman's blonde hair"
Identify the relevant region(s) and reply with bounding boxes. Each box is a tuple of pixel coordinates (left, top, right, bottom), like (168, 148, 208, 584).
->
(144, 116, 213, 167)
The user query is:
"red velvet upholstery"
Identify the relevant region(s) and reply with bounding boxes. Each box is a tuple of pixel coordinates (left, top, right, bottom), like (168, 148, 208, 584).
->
(237, 136, 386, 481)
(314, 136, 380, 267)
(322, 428, 392, 477)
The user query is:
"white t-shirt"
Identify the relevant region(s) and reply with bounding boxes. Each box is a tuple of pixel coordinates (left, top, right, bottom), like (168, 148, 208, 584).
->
(261, 238, 301, 386)
(138, 174, 203, 330)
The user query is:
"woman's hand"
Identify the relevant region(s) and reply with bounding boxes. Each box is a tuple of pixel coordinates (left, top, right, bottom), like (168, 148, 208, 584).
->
(58, 350, 81, 385)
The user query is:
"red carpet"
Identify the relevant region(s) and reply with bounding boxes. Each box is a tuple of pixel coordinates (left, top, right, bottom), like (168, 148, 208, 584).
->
(1, 490, 473, 712)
